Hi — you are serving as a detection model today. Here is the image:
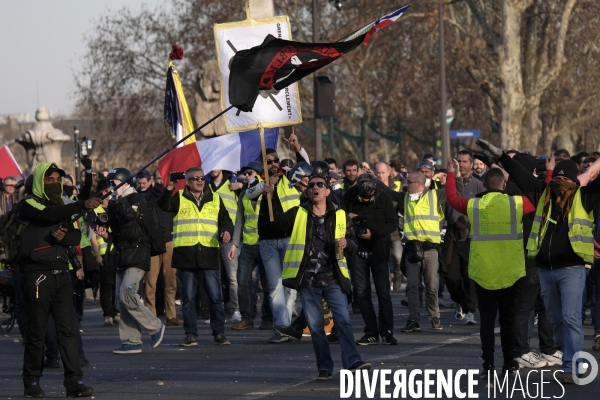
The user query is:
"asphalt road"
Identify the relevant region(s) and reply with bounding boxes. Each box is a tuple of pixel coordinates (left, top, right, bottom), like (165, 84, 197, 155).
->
(1, 290, 598, 399)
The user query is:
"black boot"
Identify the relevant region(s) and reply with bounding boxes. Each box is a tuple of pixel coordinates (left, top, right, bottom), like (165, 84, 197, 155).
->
(66, 383, 94, 398)
(24, 381, 45, 398)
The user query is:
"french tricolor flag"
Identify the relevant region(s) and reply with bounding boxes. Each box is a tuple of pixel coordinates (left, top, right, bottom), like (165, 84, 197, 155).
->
(158, 128, 278, 188)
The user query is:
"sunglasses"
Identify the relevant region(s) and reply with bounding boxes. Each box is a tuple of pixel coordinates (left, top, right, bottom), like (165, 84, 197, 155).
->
(307, 181, 327, 189)
(4, 184, 15, 187)
(266, 158, 280, 165)
(243, 171, 255, 176)
(188, 176, 206, 182)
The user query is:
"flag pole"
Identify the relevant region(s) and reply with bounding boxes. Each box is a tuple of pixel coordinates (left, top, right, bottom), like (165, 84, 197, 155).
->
(65, 105, 234, 226)
(259, 125, 275, 222)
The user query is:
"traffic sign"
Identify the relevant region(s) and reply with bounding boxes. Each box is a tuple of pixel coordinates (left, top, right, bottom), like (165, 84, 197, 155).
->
(450, 130, 480, 139)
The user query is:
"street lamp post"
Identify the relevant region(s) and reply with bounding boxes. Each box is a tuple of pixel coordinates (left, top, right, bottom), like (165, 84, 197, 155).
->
(73, 125, 80, 179)
(439, 0, 451, 162)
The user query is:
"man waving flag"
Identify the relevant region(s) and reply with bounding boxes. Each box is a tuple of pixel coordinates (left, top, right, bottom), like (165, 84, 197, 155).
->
(229, 4, 411, 112)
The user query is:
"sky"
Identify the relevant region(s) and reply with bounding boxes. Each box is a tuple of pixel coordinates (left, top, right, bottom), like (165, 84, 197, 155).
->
(0, 0, 166, 120)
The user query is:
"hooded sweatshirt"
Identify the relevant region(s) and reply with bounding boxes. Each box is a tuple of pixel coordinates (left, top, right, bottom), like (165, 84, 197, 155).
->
(18, 162, 85, 271)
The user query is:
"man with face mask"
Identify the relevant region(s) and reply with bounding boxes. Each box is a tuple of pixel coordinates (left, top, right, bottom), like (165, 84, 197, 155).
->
(417, 160, 443, 190)
(477, 139, 600, 384)
(18, 162, 102, 398)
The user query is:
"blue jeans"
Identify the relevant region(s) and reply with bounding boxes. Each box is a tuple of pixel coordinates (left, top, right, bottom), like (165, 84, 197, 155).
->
(260, 238, 292, 329)
(237, 244, 271, 322)
(180, 269, 225, 337)
(299, 285, 361, 372)
(539, 266, 586, 373)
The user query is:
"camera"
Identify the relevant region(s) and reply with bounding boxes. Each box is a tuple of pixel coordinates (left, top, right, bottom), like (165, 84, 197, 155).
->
(170, 171, 186, 182)
(93, 213, 109, 227)
(352, 215, 368, 236)
(67, 246, 83, 270)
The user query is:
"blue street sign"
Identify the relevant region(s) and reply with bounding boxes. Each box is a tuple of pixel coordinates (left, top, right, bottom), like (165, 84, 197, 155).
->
(450, 130, 480, 139)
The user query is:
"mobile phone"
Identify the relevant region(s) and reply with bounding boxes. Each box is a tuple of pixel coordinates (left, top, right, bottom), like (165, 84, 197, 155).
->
(170, 172, 186, 181)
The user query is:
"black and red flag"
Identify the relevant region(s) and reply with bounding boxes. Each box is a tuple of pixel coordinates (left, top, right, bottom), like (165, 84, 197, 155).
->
(229, 4, 410, 112)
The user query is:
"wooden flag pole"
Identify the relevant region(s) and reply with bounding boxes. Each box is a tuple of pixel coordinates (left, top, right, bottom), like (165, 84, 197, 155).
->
(259, 126, 275, 222)
(245, 1, 251, 19)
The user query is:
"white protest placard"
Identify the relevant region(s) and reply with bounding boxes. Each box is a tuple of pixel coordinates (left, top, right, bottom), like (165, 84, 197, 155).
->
(214, 15, 302, 133)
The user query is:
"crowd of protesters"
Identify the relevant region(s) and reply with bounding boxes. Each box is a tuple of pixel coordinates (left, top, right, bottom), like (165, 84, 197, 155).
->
(1, 131, 600, 396)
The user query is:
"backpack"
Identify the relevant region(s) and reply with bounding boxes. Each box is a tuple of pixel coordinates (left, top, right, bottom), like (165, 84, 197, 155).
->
(0, 202, 29, 264)
(136, 202, 167, 257)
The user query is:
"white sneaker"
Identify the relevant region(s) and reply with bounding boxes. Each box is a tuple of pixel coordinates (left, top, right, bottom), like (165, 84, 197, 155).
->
(203, 319, 210, 325)
(541, 350, 563, 366)
(464, 312, 477, 325)
(104, 316, 113, 326)
(231, 311, 242, 323)
(515, 352, 547, 369)
(455, 305, 465, 320)
(175, 299, 182, 306)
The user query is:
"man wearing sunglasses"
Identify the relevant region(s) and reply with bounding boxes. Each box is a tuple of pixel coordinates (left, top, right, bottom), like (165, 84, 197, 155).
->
(0, 175, 18, 216)
(265, 173, 372, 379)
(417, 160, 443, 190)
(158, 167, 234, 347)
(246, 148, 301, 342)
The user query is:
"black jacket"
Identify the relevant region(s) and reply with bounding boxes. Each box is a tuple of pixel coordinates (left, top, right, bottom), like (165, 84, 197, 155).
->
(107, 192, 152, 272)
(500, 153, 600, 269)
(158, 186, 233, 270)
(341, 187, 398, 264)
(266, 200, 357, 292)
(138, 184, 174, 242)
(19, 197, 84, 271)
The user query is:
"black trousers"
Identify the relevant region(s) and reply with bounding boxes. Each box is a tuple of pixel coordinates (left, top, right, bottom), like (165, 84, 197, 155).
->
(100, 282, 119, 317)
(349, 255, 394, 336)
(513, 265, 556, 356)
(45, 309, 85, 361)
(12, 267, 29, 338)
(445, 240, 477, 313)
(23, 270, 83, 388)
(475, 280, 521, 367)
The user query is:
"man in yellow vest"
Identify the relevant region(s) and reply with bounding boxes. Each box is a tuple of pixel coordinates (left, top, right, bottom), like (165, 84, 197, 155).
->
(246, 148, 301, 343)
(158, 167, 233, 346)
(265, 172, 371, 379)
(208, 169, 242, 323)
(396, 170, 447, 334)
(228, 161, 273, 331)
(445, 161, 536, 378)
(477, 139, 600, 384)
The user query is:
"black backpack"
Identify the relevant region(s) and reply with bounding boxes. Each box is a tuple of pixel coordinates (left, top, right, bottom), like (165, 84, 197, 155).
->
(0, 202, 29, 265)
(136, 202, 167, 257)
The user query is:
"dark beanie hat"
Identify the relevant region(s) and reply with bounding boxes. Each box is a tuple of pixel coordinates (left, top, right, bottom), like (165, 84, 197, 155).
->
(552, 160, 579, 183)
(512, 153, 537, 174)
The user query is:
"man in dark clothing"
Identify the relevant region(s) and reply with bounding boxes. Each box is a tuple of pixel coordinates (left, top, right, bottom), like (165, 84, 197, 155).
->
(101, 168, 165, 355)
(158, 167, 233, 346)
(19, 162, 101, 398)
(478, 139, 600, 383)
(503, 154, 561, 370)
(342, 173, 398, 345)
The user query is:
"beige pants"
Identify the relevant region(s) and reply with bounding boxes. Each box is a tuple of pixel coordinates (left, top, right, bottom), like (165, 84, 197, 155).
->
(144, 241, 177, 320)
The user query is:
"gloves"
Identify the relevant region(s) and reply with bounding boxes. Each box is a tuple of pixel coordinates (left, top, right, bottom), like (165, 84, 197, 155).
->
(474, 152, 493, 168)
(476, 139, 503, 158)
(81, 156, 92, 171)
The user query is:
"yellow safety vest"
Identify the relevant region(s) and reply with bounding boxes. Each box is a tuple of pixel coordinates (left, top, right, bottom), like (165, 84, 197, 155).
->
(277, 175, 300, 212)
(282, 208, 350, 282)
(173, 190, 220, 248)
(527, 188, 594, 263)
(242, 194, 261, 246)
(467, 193, 525, 289)
(393, 181, 401, 192)
(214, 181, 238, 225)
(403, 190, 443, 243)
(92, 206, 112, 256)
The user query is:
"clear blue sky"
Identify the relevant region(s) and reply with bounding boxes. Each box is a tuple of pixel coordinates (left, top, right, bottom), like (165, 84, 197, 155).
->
(0, 0, 166, 119)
